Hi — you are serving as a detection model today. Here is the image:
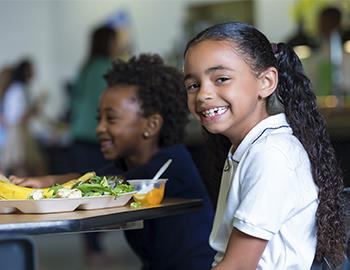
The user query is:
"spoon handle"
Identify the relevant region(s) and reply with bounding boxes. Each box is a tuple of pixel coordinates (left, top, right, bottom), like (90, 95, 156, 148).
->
(152, 159, 172, 180)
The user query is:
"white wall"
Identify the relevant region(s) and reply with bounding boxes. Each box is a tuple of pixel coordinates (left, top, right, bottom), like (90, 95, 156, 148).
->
(0, 1, 59, 119)
(255, 0, 296, 42)
(0, 0, 295, 122)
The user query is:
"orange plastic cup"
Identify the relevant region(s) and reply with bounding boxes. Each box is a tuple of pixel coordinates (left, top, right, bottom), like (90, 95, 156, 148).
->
(127, 179, 167, 206)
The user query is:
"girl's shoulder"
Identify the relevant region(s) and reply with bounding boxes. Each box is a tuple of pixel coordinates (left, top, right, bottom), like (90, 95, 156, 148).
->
(253, 129, 303, 150)
(157, 144, 190, 160)
(248, 132, 309, 168)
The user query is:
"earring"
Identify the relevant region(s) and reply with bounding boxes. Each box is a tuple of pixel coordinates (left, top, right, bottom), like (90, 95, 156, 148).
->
(258, 95, 263, 100)
(143, 131, 149, 138)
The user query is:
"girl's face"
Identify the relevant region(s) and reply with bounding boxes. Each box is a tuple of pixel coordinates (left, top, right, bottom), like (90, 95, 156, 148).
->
(184, 39, 269, 143)
(96, 85, 148, 161)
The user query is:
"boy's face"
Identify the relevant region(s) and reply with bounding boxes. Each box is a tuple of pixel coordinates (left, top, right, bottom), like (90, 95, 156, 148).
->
(96, 85, 147, 161)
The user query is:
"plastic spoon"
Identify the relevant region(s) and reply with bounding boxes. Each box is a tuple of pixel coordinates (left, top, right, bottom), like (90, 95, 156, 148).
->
(152, 159, 172, 180)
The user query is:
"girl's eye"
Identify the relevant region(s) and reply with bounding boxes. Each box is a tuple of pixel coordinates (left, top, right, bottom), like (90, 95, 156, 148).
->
(216, 77, 230, 84)
(185, 82, 200, 92)
(96, 115, 118, 123)
(107, 116, 119, 123)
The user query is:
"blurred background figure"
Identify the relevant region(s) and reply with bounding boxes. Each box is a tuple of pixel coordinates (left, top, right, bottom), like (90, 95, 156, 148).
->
(0, 66, 13, 159)
(316, 6, 343, 97)
(70, 25, 118, 174)
(286, 1, 350, 103)
(105, 9, 134, 61)
(0, 59, 47, 176)
(69, 25, 119, 266)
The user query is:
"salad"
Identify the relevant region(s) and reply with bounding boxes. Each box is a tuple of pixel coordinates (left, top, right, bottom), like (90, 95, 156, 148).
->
(30, 175, 135, 200)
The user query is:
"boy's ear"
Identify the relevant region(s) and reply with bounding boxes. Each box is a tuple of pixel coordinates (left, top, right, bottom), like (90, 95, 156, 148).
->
(258, 67, 278, 99)
(143, 113, 163, 138)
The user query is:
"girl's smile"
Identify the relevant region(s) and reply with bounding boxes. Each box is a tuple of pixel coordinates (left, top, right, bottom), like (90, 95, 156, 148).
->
(198, 105, 229, 123)
(99, 137, 114, 153)
(200, 106, 228, 117)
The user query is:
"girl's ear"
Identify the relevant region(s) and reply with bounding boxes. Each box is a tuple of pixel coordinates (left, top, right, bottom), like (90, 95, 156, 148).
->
(143, 113, 163, 138)
(258, 67, 278, 99)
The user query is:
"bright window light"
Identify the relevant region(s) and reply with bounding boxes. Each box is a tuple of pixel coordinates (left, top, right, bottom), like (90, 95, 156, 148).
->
(343, 40, 350, 54)
(293, 45, 312, 59)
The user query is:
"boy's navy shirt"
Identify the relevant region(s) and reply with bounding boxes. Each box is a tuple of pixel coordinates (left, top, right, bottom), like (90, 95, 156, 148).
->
(97, 143, 215, 270)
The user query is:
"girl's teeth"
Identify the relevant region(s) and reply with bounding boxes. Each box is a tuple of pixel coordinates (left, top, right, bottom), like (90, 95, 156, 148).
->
(202, 107, 227, 117)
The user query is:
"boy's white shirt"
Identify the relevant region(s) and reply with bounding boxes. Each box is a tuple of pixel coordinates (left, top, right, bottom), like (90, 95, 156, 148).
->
(209, 113, 318, 270)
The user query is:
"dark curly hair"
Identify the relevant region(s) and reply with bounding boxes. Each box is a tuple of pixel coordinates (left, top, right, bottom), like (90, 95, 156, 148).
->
(13, 59, 33, 84)
(104, 54, 188, 147)
(185, 22, 345, 266)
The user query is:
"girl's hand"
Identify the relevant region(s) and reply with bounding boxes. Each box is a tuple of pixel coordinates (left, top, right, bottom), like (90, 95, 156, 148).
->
(9, 175, 54, 188)
(212, 228, 268, 270)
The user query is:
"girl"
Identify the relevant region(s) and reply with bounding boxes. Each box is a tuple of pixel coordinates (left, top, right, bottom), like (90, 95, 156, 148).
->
(183, 22, 344, 269)
(12, 54, 215, 270)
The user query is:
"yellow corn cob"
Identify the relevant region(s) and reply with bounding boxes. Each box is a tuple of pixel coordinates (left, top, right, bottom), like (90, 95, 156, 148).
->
(0, 171, 96, 200)
(0, 180, 38, 200)
(61, 171, 96, 189)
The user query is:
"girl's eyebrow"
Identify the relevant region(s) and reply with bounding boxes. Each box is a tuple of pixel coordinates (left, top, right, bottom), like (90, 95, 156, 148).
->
(206, 65, 235, 73)
(98, 107, 118, 113)
(184, 65, 235, 81)
(184, 73, 194, 81)
(105, 108, 118, 112)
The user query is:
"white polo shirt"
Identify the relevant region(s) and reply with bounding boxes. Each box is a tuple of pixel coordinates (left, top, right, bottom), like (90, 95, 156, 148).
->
(209, 113, 318, 270)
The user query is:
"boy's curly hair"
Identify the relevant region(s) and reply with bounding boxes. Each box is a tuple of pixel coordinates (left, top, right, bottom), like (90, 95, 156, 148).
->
(104, 54, 188, 147)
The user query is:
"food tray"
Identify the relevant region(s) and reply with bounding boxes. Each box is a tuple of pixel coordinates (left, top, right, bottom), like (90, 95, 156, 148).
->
(0, 192, 136, 214)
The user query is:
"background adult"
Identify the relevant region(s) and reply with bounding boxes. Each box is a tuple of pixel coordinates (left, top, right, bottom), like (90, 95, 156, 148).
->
(1, 59, 46, 176)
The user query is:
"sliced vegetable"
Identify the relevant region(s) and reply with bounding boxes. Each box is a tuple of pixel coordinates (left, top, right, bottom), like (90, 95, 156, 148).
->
(72, 175, 134, 197)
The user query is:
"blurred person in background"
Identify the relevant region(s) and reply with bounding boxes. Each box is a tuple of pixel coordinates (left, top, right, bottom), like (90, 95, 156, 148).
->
(0, 59, 47, 176)
(69, 25, 119, 265)
(0, 66, 13, 161)
(315, 6, 343, 97)
(70, 25, 118, 176)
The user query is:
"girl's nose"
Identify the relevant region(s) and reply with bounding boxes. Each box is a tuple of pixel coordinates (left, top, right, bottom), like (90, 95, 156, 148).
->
(96, 121, 106, 135)
(196, 83, 214, 102)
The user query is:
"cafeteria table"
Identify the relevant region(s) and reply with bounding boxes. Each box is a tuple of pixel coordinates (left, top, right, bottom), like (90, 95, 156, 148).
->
(0, 198, 203, 235)
(0, 198, 203, 270)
